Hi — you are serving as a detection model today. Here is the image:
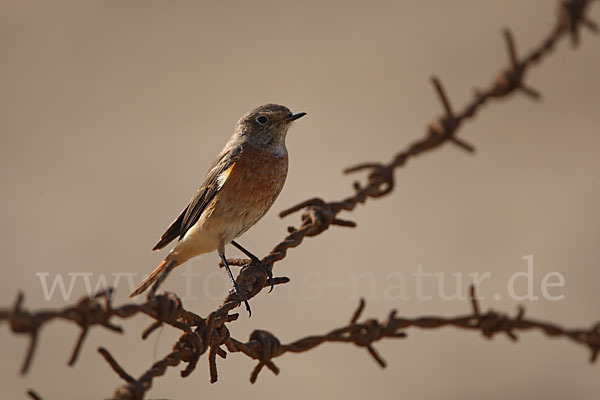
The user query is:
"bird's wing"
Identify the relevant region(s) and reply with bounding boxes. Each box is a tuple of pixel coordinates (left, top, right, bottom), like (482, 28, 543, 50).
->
(152, 144, 244, 251)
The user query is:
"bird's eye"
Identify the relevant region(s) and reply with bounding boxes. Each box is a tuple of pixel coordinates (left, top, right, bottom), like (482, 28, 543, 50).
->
(256, 115, 268, 124)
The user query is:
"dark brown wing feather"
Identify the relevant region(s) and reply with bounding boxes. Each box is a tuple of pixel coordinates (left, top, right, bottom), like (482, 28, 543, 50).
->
(152, 144, 243, 251)
(151, 207, 187, 250)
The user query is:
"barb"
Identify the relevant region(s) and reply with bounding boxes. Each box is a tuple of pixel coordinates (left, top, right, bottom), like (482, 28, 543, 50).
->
(0, 1, 598, 398)
(27, 389, 43, 400)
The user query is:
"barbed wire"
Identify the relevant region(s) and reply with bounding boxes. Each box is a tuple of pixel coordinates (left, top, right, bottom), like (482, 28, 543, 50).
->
(1, 1, 598, 399)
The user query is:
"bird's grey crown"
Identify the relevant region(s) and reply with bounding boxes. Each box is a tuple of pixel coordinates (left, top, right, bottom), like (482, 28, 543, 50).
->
(250, 103, 291, 115)
(237, 104, 292, 125)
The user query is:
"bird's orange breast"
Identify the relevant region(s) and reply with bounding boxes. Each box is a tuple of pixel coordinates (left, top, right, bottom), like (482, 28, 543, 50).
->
(208, 143, 289, 236)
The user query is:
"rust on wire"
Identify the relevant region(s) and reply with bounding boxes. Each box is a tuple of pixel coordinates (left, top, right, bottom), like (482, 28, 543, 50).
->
(0, 1, 598, 399)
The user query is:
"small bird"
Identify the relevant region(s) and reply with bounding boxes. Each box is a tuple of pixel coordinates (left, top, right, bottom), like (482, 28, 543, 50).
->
(130, 104, 306, 316)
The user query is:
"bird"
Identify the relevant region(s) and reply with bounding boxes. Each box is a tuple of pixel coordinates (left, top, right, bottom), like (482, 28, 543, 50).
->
(129, 104, 306, 316)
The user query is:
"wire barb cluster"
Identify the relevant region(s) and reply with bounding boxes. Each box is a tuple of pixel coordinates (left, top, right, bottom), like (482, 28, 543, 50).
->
(0, 1, 598, 399)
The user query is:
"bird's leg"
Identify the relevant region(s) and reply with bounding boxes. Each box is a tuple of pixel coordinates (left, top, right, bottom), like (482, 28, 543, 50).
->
(219, 251, 251, 317)
(231, 240, 274, 293)
(231, 240, 261, 263)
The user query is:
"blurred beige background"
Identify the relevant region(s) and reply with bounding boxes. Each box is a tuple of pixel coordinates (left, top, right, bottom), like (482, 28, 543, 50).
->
(1, 0, 600, 399)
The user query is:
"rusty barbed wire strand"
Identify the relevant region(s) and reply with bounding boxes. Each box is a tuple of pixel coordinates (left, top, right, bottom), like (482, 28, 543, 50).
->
(0, 288, 206, 375)
(5, 282, 600, 398)
(223, 285, 600, 383)
(0, 278, 288, 376)
(214, 0, 599, 331)
(0, 1, 598, 399)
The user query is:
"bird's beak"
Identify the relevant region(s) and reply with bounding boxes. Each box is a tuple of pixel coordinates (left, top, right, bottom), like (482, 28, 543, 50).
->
(285, 112, 307, 122)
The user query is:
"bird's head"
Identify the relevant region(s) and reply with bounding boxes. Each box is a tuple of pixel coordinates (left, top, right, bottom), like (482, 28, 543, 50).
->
(235, 104, 306, 153)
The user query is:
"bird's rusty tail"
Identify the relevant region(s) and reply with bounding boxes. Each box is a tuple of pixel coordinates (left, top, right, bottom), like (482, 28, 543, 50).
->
(129, 257, 177, 297)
